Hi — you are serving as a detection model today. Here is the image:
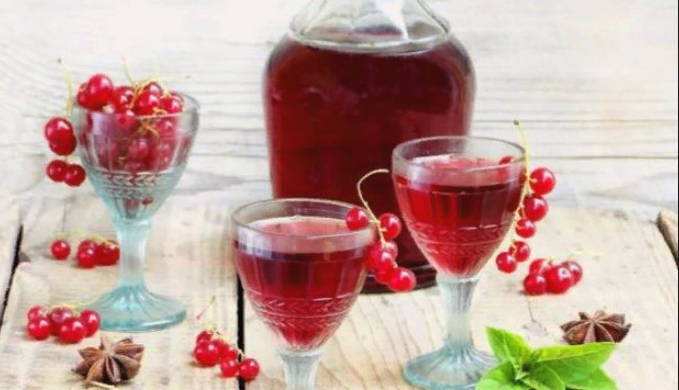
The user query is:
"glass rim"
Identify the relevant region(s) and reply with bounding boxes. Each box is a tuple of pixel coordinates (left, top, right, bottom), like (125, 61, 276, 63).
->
(392, 135, 527, 172)
(72, 92, 200, 120)
(231, 197, 374, 239)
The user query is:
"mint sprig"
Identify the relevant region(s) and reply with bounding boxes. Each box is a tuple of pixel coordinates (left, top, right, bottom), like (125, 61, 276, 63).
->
(477, 328, 618, 390)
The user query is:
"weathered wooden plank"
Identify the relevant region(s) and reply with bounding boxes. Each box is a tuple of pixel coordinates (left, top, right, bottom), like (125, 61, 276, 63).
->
(244, 207, 678, 389)
(658, 209, 678, 259)
(0, 197, 21, 321)
(0, 193, 244, 389)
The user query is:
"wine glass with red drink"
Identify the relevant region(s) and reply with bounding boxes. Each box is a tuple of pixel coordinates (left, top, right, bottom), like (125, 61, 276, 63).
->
(392, 136, 525, 389)
(231, 198, 376, 390)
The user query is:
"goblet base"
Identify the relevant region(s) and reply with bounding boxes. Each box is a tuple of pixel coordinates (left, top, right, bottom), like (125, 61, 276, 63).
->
(86, 285, 186, 332)
(403, 346, 496, 389)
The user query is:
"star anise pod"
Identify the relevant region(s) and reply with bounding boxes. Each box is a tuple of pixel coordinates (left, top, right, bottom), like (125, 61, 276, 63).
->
(73, 336, 145, 385)
(561, 310, 631, 345)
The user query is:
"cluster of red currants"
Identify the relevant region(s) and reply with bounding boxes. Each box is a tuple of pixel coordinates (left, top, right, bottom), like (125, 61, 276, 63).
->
(524, 258, 583, 295)
(193, 329, 260, 382)
(44, 117, 86, 186)
(26, 305, 100, 343)
(50, 238, 120, 268)
(345, 208, 416, 292)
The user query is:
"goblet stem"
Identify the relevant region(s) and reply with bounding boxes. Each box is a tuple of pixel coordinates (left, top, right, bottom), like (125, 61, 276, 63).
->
(279, 348, 322, 390)
(115, 217, 151, 287)
(438, 274, 477, 351)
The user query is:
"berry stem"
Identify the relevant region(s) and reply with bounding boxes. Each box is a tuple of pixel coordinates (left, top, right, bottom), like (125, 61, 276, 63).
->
(509, 120, 531, 241)
(195, 295, 217, 322)
(121, 56, 136, 85)
(356, 169, 390, 246)
(56, 58, 74, 116)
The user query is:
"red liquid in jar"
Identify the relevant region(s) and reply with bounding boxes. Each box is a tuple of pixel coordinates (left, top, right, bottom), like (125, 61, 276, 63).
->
(264, 38, 475, 289)
(234, 216, 372, 350)
(393, 156, 523, 277)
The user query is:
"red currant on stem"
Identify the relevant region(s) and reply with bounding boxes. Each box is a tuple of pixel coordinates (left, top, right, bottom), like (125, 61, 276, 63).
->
(367, 247, 395, 272)
(379, 213, 402, 240)
(142, 81, 164, 96)
(528, 258, 552, 275)
(239, 358, 260, 381)
(47, 306, 75, 335)
(27, 305, 45, 322)
(133, 90, 161, 115)
(193, 340, 221, 367)
(83, 73, 114, 109)
(509, 241, 531, 262)
(529, 167, 556, 196)
(495, 252, 517, 273)
(96, 241, 120, 266)
(345, 207, 369, 230)
(49, 136, 77, 156)
(26, 317, 52, 340)
(544, 265, 574, 294)
(159, 95, 184, 113)
(64, 164, 86, 187)
(44, 117, 74, 143)
(77, 246, 97, 268)
(58, 317, 87, 343)
(220, 359, 240, 378)
(50, 239, 71, 260)
(522, 195, 549, 222)
(514, 218, 536, 239)
(523, 273, 547, 296)
(562, 260, 583, 284)
(388, 268, 416, 292)
(110, 86, 135, 111)
(78, 309, 101, 336)
(195, 330, 214, 345)
(46, 159, 68, 182)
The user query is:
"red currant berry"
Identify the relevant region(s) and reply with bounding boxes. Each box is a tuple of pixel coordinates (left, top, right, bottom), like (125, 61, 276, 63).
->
(374, 266, 395, 285)
(195, 330, 213, 345)
(522, 195, 549, 222)
(142, 82, 164, 96)
(213, 339, 239, 361)
(367, 247, 395, 272)
(545, 265, 574, 294)
(127, 138, 150, 161)
(238, 358, 260, 381)
(76, 84, 93, 109)
(133, 90, 161, 115)
(562, 260, 583, 284)
(78, 239, 96, 252)
(515, 218, 536, 239)
(115, 109, 138, 134)
(110, 86, 135, 111)
(77, 246, 97, 268)
(528, 258, 552, 275)
(44, 117, 74, 143)
(345, 207, 369, 230)
(220, 359, 240, 378)
(47, 307, 75, 335)
(64, 164, 86, 187)
(26, 317, 52, 340)
(46, 159, 68, 182)
(83, 74, 114, 109)
(510, 241, 531, 262)
(96, 241, 120, 266)
(382, 241, 398, 258)
(523, 273, 547, 296)
(159, 96, 183, 114)
(495, 252, 518, 273)
(388, 267, 416, 292)
(530, 167, 556, 196)
(50, 239, 71, 260)
(49, 136, 77, 156)
(379, 213, 402, 240)
(78, 310, 100, 337)
(58, 318, 87, 343)
(193, 341, 221, 367)
(27, 305, 45, 322)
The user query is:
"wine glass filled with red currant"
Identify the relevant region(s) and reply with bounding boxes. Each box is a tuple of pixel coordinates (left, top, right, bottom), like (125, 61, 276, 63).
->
(392, 136, 526, 389)
(71, 76, 199, 332)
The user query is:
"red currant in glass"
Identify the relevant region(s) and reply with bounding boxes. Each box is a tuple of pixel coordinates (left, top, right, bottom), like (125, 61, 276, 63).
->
(83, 74, 114, 109)
(495, 252, 517, 273)
(545, 265, 574, 294)
(49, 136, 77, 156)
(58, 318, 87, 343)
(195, 330, 213, 345)
(133, 90, 161, 115)
(515, 218, 536, 239)
(345, 207, 369, 230)
(50, 239, 71, 260)
(44, 117, 74, 143)
(528, 258, 551, 275)
(128, 138, 151, 161)
(46, 159, 68, 182)
(522, 195, 549, 222)
(64, 164, 86, 187)
(47, 307, 74, 335)
(26, 317, 52, 340)
(510, 241, 531, 262)
(379, 213, 402, 240)
(220, 359, 240, 378)
(115, 109, 138, 134)
(27, 305, 44, 322)
(77, 84, 93, 109)
(142, 82, 164, 96)
(529, 167, 556, 196)
(159, 96, 183, 113)
(523, 273, 547, 296)
(77, 246, 97, 268)
(388, 267, 416, 292)
(78, 310, 101, 337)
(193, 341, 221, 366)
(562, 260, 583, 284)
(238, 358, 260, 381)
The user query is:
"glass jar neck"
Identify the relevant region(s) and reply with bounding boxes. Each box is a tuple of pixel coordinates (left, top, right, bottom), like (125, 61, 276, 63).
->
(290, 0, 450, 52)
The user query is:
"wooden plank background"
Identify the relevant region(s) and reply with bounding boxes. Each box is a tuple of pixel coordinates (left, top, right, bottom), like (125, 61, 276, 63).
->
(1, 0, 677, 389)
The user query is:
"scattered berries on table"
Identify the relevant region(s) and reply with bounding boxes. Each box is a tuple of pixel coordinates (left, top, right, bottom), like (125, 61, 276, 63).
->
(192, 328, 260, 382)
(25, 305, 100, 342)
(50, 239, 71, 260)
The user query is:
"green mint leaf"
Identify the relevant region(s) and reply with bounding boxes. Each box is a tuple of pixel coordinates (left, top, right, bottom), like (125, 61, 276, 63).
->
(520, 365, 565, 390)
(566, 368, 618, 390)
(476, 362, 529, 390)
(531, 342, 616, 383)
(486, 327, 533, 372)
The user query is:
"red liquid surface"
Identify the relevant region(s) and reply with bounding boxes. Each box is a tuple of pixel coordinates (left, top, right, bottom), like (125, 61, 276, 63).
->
(234, 216, 372, 350)
(264, 38, 475, 289)
(394, 156, 523, 277)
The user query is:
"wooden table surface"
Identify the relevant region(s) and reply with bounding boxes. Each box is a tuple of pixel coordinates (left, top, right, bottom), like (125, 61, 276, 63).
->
(1, 0, 677, 389)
